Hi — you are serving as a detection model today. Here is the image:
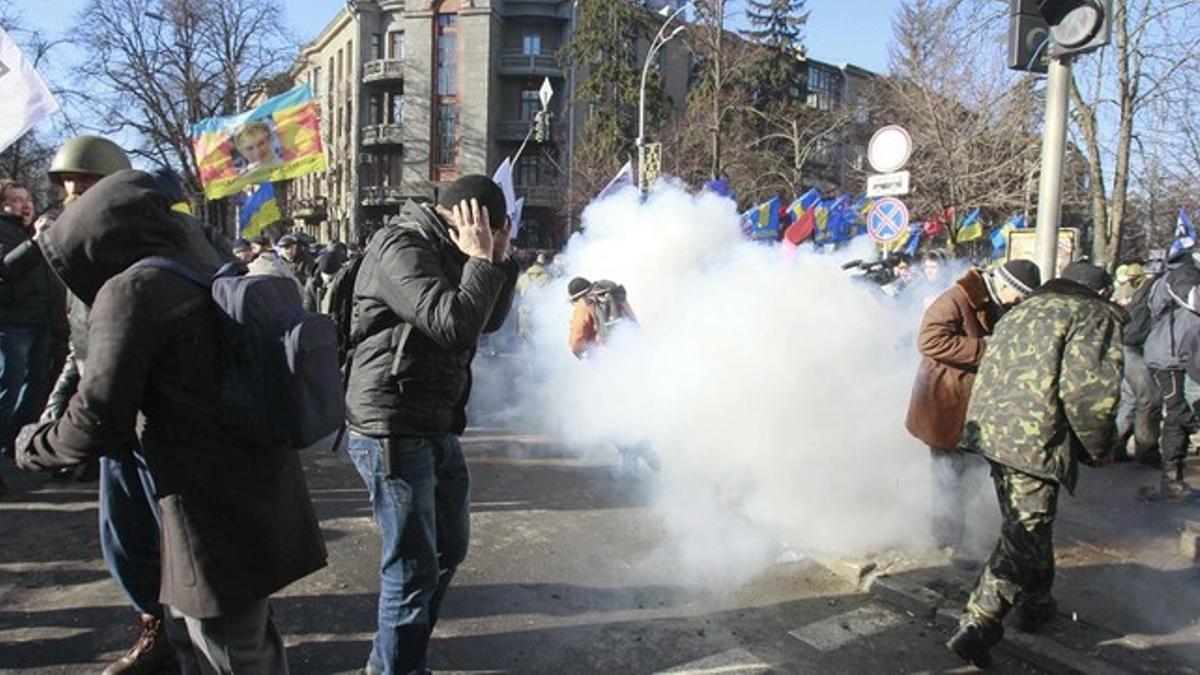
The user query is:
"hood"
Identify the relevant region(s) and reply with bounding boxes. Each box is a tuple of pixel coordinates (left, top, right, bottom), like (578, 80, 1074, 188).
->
(1031, 277, 1128, 323)
(40, 170, 189, 306)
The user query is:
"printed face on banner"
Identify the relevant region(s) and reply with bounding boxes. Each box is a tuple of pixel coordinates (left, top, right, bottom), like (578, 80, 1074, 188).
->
(191, 84, 327, 200)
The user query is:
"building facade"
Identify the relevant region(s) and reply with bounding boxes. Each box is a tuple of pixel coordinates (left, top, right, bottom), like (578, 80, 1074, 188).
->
(286, 0, 576, 247)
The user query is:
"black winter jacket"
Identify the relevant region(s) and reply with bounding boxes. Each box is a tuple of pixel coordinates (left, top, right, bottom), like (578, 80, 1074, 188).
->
(0, 213, 53, 325)
(17, 170, 326, 618)
(346, 200, 518, 437)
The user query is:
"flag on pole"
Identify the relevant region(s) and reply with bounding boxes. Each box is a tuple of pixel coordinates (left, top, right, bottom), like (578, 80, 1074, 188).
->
(192, 84, 326, 200)
(741, 196, 782, 240)
(786, 188, 822, 223)
(956, 208, 983, 243)
(596, 161, 635, 201)
(238, 182, 282, 239)
(491, 156, 524, 236)
(990, 214, 1026, 258)
(0, 27, 59, 154)
(1169, 208, 1197, 257)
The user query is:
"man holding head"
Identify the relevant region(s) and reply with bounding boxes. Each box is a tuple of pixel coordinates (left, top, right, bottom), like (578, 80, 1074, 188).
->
(345, 175, 518, 674)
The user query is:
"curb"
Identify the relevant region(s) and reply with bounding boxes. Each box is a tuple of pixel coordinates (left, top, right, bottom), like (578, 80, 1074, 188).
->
(807, 553, 1134, 675)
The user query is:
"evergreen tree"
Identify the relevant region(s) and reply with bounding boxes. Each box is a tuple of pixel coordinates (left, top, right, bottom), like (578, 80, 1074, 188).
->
(742, 0, 808, 102)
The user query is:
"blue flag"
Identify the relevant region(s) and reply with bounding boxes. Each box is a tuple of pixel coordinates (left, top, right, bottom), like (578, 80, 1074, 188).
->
(1170, 208, 1197, 257)
(238, 182, 281, 238)
(741, 196, 782, 240)
(990, 214, 1026, 258)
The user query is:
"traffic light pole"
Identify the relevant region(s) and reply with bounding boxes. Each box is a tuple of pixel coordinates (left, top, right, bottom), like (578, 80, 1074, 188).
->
(1033, 55, 1072, 280)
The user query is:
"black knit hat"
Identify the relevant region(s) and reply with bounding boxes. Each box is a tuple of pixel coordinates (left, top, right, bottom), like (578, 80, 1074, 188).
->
(438, 174, 508, 230)
(996, 259, 1041, 297)
(317, 251, 341, 276)
(1061, 261, 1113, 294)
(567, 277, 592, 301)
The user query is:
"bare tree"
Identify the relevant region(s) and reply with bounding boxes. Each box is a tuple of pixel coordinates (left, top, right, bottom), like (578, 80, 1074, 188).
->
(73, 0, 292, 220)
(1068, 0, 1200, 265)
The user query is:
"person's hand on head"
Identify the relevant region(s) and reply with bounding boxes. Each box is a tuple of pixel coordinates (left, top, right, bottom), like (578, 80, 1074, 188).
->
(491, 215, 511, 264)
(448, 198, 494, 261)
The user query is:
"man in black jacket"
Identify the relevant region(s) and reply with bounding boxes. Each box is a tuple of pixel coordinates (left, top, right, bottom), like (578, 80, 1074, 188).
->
(346, 175, 517, 675)
(18, 171, 326, 674)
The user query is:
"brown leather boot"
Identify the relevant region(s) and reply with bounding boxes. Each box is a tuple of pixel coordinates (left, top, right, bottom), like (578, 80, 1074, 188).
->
(103, 613, 178, 675)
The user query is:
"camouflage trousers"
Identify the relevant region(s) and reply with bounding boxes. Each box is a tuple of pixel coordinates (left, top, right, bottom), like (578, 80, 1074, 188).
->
(965, 462, 1060, 626)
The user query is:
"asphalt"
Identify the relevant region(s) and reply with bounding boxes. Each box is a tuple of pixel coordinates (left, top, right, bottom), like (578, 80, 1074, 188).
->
(1, 429, 1050, 674)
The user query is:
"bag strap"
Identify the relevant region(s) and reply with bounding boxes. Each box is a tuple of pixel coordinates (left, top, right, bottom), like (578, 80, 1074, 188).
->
(131, 256, 212, 288)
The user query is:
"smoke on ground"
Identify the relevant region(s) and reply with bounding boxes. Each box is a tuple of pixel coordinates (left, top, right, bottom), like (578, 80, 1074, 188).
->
(472, 179, 998, 586)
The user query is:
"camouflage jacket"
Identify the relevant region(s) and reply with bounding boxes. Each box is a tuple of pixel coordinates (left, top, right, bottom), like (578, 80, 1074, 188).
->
(961, 279, 1125, 491)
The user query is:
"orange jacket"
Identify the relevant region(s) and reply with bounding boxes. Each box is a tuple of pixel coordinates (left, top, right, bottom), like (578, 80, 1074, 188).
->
(568, 300, 597, 358)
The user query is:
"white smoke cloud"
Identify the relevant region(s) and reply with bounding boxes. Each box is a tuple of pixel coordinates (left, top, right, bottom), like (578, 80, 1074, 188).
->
(476, 179, 998, 586)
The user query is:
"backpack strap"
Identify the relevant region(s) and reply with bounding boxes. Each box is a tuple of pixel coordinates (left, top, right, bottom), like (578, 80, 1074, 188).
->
(131, 256, 213, 288)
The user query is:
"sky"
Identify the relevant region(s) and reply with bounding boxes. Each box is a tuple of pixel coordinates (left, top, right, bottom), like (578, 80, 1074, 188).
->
(14, 0, 900, 74)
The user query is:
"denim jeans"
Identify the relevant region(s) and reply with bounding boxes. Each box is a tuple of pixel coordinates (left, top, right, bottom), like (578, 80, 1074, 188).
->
(348, 432, 470, 675)
(0, 323, 49, 449)
(99, 451, 163, 617)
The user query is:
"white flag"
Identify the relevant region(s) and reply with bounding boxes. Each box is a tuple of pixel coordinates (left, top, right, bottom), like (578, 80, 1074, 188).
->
(511, 196, 525, 240)
(0, 27, 59, 154)
(491, 155, 519, 221)
(596, 161, 634, 201)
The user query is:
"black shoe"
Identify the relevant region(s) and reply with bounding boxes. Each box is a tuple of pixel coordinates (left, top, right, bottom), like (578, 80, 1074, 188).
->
(946, 618, 1002, 668)
(1015, 598, 1057, 633)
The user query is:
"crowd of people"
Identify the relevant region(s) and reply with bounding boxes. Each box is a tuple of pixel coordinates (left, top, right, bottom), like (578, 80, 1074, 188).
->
(0, 131, 1196, 675)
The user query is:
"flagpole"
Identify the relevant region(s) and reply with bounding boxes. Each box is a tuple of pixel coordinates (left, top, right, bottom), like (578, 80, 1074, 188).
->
(1033, 55, 1072, 280)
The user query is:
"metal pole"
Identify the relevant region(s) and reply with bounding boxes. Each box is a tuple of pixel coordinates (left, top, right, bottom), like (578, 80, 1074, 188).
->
(1033, 56, 1072, 280)
(637, 4, 689, 194)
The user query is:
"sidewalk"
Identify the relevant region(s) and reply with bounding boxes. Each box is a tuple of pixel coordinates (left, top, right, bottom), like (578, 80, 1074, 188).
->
(810, 458, 1200, 674)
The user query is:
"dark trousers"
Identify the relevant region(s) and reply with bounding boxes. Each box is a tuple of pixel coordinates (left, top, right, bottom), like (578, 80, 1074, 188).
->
(348, 432, 471, 675)
(966, 462, 1059, 625)
(1151, 369, 1194, 479)
(0, 323, 50, 450)
(99, 451, 164, 617)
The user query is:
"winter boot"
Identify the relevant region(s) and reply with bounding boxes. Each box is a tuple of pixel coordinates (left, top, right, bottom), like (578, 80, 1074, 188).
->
(1139, 464, 1195, 502)
(946, 616, 1003, 668)
(103, 613, 177, 675)
(1014, 596, 1057, 633)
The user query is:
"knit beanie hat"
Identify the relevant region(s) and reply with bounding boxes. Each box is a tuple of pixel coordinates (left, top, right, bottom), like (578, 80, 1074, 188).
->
(317, 251, 341, 276)
(1061, 261, 1113, 294)
(567, 277, 592, 301)
(231, 237, 251, 253)
(996, 259, 1041, 298)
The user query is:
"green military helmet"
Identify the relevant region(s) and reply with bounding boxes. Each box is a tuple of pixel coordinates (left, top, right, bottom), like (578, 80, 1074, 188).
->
(48, 135, 132, 184)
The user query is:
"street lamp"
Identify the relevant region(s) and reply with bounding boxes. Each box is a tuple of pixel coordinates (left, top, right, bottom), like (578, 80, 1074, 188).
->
(637, 2, 691, 193)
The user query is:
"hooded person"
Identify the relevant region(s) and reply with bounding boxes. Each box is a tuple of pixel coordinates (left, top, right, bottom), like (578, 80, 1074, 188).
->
(905, 259, 1041, 550)
(15, 170, 327, 675)
(303, 250, 342, 314)
(948, 261, 1123, 668)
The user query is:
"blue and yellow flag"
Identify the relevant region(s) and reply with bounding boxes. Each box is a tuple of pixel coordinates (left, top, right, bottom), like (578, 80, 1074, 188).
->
(786, 188, 822, 223)
(956, 208, 984, 243)
(741, 196, 782, 240)
(238, 182, 282, 239)
(990, 214, 1026, 258)
(192, 84, 327, 200)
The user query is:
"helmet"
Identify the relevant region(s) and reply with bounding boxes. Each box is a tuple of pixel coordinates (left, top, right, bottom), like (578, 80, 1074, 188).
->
(48, 136, 132, 184)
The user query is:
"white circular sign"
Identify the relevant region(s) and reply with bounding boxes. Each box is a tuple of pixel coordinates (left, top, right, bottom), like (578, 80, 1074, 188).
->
(868, 125, 913, 173)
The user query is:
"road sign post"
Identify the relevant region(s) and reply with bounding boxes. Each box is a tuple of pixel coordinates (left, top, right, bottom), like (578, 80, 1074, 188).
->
(867, 197, 910, 244)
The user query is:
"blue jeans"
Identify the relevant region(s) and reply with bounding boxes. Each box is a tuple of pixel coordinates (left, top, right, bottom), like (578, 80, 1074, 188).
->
(348, 432, 470, 675)
(99, 451, 164, 618)
(0, 324, 50, 450)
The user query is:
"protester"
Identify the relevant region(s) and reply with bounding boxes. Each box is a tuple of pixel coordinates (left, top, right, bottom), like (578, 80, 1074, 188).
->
(344, 175, 518, 674)
(278, 233, 316, 286)
(303, 250, 341, 313)
(0, 179, 35, 231)
(250, 234, 272, 257)
(1142, 248, 1200, 500)
(247, 238, 304, 293)
(949, 261, 1123, 668)
(905, 259, 1041, 550)
(231, 237, 256, 264)
(1114, 261, 1161, 462)
(16, 170, 327, 675)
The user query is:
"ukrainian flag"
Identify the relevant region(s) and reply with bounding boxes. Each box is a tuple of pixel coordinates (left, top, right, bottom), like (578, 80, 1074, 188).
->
(956, 208, 984, 243)
(238, 182, 282, 239)
(741, 196, 782, 240)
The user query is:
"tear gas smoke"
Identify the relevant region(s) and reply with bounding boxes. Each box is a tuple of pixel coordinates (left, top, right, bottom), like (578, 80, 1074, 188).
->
(473, 179, 998, 586)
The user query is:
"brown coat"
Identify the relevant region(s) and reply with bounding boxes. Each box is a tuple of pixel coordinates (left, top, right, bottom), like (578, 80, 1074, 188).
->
(905, 268, 999, 449)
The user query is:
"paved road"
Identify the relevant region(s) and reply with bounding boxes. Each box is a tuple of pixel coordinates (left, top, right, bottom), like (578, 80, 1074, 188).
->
(1, 430, 1044, 674)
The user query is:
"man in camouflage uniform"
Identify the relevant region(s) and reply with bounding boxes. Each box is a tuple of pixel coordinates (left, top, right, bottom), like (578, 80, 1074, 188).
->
(949, 262, 1124, 667)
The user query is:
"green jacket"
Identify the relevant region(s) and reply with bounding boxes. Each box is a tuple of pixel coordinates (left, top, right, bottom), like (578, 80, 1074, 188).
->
(961, 279, 1125, 491)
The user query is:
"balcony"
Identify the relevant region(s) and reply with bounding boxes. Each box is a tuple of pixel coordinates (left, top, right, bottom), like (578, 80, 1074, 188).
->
(362, 123, 404, 147)
(498, 50, 563, 77)
(515, 184, 561, 208)
(360, 185, 406, 207)
(362, 58, 404, 85)
(496, 118, 559, 143)
(292, 197, 327, 222)
(502, 0, 570, 19)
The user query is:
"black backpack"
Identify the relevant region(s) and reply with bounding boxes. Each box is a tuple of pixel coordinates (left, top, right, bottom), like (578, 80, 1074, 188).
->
(586, 280, 629, 342)
(323, 253, 365, 369)
(132, 257, 345, 451)
(1122, 278, 1159, 349)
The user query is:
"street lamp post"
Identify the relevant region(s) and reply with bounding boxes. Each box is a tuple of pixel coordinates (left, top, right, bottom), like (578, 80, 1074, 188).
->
(637, 2, 690, 193)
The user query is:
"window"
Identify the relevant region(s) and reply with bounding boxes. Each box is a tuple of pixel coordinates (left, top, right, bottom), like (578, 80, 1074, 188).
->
(522, 31, 541, 55)
(516, 154, 539, 187)
(390, 31, 405, 59)
(372, 33, 383, 59)
(519, 88, 539, 121)
(436, 16, 458, 96)
(436, 104, 457, 165)
(311, 66, 321, 97)
(390, 92, 404, 124)
(369, 93, 383, 124)
(386, 151, 402, 186)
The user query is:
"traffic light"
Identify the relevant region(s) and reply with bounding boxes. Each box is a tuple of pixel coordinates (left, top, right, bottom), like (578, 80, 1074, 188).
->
(1008, 0, 1111, 73)
(533, 110, 548, 143)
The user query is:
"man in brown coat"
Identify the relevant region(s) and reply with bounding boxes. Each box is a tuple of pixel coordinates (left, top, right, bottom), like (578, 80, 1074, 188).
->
(906, 259, 1042, 548)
